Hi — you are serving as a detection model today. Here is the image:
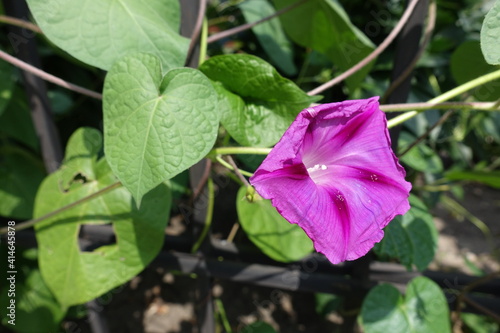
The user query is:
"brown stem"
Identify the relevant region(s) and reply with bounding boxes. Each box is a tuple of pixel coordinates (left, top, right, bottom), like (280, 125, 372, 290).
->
(463, 295, 500, 323)
(452, 271, 500, 330)
(307, 0, 421, 96)
(0, 15, 42, 33)
(397, 109, 455, 157)
(185, 0, 207, 66)
(226, 155, 250, 187)
(463, 271, 500, 293)
(192, 159, 212, 200)
(0, 50, 103, 100)
(207, 0, 309, 44)
(0, 182, 121, 234)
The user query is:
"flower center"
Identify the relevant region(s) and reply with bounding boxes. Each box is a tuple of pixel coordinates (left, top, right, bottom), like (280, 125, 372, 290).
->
(306, 164, 330, 184)
(307, 164, 328, 173)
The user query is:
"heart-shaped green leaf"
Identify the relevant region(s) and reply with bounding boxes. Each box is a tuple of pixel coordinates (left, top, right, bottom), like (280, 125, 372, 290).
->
(374, 195, 438, 271)
(26, 0, 189, 71)
(481, 0, 500, 65)
(34, 127, 171, 306)
(236, 186, 313, 262)
(59, 123, 102, 190)
(360, 277, 451, 333)
(200, 54, 319, 147)
(273, 0, 375, 92)
(104, 53, 220, 205)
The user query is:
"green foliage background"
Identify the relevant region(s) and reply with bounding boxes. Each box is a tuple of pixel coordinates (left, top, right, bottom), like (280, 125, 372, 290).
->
(0, 0, 499, 332)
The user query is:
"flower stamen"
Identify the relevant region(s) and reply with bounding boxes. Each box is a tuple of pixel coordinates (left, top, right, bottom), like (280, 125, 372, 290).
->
(307, 164, 328, 173)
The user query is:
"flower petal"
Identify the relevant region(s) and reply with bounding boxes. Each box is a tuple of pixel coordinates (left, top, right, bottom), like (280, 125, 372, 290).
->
(250, 97, 411, 264)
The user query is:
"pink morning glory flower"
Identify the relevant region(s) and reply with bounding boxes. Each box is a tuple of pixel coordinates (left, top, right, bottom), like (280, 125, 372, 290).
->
(249, 97, 411, 264)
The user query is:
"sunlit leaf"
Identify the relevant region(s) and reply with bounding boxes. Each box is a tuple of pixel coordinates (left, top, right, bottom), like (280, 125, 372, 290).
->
(103, 53, 219, 205)
(236, 186, 313, 262)
(34, 128, 171, 306)
(481, 0, 500, 65)
(200, 54, 319, 147)
(27, 0, 189, 71)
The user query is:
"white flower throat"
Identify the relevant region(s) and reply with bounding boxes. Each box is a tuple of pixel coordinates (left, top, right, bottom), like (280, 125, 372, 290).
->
(307, 164, 328, 173)
(305, 163, 330, 185)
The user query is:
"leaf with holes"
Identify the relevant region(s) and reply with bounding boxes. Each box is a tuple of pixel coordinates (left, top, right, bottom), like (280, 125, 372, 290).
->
(481, 0, 500, 65)
(103, 53, 219, 205)
(26, 0, 189, 71)
(374, 195, 438, 271)
(200, 54, 319, 147)
(236, 186, 313, 262)
(360, 277, 451, 333)
(34, 127, 171, 306)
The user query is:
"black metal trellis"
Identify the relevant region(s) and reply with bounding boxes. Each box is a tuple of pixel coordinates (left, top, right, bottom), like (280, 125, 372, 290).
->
(2, 0, 500, 332)
(11, 228, 500, 316)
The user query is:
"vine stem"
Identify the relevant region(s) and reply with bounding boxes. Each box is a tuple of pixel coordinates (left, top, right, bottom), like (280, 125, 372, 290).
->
(453, 271, 500, 327)
(192, 159, 212, 200)
(0, 15, 42, 33)
(0, 182, 122, 234)
(307, 0, 420, 96)
(0, 50, 103, 100)
(380, 101, 499, 112)
(185, 0, 207, 66)
(210, 146, 272, 156)
(387, 68, 500, 128)
(198, 18, 208, 66)
(191, 177, 215, 253)
(215, 155, 253, 178)
(207, 0, 309, 44)
(225, 155, 250, 186)
(397, 109, 455, 157)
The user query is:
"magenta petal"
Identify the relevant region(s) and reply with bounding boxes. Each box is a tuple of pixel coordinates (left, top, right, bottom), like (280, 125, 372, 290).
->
(250, 97, 411, 264)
